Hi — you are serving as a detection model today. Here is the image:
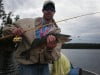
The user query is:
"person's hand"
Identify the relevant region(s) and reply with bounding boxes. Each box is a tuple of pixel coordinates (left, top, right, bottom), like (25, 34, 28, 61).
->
(11, 27, 24, 36)
(47, 35, 57, 48)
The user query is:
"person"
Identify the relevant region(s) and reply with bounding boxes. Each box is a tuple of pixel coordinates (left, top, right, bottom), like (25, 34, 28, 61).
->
(51, 53, 71, 75)
(4, 1, 63, 75)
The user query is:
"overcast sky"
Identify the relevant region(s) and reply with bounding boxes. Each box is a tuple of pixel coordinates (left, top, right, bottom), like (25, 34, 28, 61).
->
(2, 0, 100, 43)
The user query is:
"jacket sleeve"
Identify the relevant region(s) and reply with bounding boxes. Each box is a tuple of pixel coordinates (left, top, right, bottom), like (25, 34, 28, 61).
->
(14, 18, 36, 45)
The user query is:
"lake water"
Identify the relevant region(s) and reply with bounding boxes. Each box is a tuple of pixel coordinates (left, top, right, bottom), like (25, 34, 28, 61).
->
(62, 49, 100, 74)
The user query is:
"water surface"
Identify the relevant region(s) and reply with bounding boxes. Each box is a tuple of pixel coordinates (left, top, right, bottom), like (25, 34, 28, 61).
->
(62, 49, 100, 74)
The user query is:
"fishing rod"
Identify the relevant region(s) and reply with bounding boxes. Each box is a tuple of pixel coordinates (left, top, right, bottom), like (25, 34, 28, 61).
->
(56, 12, 100, 23)
(22, 12, 100, 33)
(0, 12, 100, 42)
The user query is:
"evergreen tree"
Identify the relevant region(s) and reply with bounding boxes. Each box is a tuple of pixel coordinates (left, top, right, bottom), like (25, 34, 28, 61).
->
(14, 15, 20, 21)
(0, 0, 6, 36)
(6, 12, 12, 24)
(0, 0, 6, 18)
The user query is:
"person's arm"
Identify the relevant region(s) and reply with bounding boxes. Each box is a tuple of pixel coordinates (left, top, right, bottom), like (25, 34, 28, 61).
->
(2, 24, 24, 36)
(45, 24, 61, 48)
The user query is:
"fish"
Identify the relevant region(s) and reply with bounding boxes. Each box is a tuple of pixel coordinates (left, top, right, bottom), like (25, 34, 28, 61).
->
(21, 33, 71, 57)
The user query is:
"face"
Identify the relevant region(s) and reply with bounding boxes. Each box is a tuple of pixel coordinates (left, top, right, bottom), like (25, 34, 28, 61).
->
(43, 10, 55, 20)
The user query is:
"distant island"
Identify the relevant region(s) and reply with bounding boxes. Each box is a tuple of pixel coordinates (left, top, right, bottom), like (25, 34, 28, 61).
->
(62, 43, 100, 49)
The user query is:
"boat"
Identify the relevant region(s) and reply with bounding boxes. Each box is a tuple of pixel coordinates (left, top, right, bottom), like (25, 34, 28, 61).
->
(82, 69, 98, 75)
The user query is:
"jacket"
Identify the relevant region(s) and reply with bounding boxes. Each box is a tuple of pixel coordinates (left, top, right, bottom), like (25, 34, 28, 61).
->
(4, 17, 62, 64)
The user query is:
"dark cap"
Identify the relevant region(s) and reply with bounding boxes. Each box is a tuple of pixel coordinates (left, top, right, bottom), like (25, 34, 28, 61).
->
(42, 1, 55, 12)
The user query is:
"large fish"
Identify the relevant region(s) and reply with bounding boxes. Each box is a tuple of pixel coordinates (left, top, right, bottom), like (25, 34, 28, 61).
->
(21, 33, 71, 57)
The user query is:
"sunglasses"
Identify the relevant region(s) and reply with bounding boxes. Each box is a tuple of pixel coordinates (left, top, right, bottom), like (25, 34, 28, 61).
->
(43, 7, 55, 12)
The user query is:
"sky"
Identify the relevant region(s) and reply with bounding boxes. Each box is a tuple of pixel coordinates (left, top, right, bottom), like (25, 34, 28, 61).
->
(2, 0, 100, 43)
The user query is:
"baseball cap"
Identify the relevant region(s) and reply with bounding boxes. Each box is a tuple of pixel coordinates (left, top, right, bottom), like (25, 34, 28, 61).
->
(42, 1, 55, 12)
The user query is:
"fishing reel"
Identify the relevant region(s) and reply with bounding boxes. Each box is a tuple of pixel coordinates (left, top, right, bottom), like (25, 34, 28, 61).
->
(13, 36, 22, 43)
